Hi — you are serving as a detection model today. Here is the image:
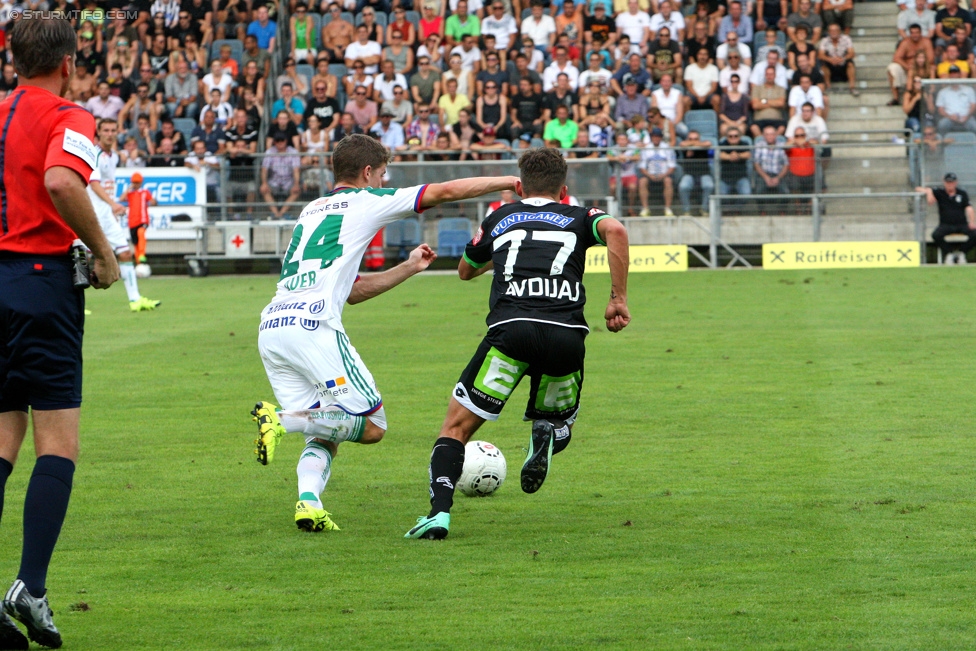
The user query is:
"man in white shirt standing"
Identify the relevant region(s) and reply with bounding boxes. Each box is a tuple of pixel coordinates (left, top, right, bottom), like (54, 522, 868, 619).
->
(719, 50, 751, 93)
(615, 0, 652, 51)
(481, 1, 518, 55)
(716, 31, 752, 68)
(683, 47, 720, 112)
(521, 2, 557, 53)
(578, 51, 613, 94)
(542, 45, 580, 91)
(651, 73, 687, 137)
(638, 127, 676, 217)
(749, 49, 790, 88)
(450, 34, 483, 72)
(344, 24, 382, 74)
(787, 73, 825, 118)
(648, 0, 685, 42)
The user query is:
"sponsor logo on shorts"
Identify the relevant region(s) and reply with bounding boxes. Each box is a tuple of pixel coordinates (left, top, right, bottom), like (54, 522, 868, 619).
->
(315, 376, 350, 399)
(264, 301, 307, 315)
(300, 318, 319, 331)
(309, 299, 325, 315)
(490, 212, 573, 237)
(258, 316, 297, 331)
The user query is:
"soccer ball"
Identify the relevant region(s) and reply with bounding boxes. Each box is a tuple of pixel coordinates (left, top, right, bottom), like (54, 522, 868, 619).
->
(135, 263, 152, 279)
(458, 440, 507, 497)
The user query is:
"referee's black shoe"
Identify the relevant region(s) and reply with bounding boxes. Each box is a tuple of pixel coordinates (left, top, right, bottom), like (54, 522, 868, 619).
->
(0, 611, 27, 650)
(521, 420, 556, 494)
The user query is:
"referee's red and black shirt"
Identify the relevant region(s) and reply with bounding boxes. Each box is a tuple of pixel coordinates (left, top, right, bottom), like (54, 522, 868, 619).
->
(0, 85, 97, 256)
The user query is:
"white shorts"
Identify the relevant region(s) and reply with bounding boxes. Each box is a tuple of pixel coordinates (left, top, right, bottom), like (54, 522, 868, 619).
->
(258, 317, 387, 430)
(95, 203, 131, 255)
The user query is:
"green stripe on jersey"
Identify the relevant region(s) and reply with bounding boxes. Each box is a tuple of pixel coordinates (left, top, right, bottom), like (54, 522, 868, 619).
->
(462, 251, 487, 269)
(591, 214, 611, 246)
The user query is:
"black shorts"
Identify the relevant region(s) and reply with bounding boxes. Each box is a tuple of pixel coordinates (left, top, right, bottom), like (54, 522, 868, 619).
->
(824, 62, 850, 82)
(129, 225, 146, 243)
(0, 255, 85, 412)
(454, 320, 586, 423)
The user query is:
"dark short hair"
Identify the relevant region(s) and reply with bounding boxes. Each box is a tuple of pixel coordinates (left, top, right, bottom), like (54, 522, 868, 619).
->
(332, 133, 392, 184)
(518, 147, 567, 197)
(9, 17, 76, 78)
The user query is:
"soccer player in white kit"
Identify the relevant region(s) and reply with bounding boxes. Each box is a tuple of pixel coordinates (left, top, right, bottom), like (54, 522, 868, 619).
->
(88, 118, 160, 312)
(252, 134, 519, 532)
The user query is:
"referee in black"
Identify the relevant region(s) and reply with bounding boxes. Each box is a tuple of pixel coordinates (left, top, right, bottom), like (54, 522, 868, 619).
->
(0, 17, 119, 649)
(918, 172, 976, 265)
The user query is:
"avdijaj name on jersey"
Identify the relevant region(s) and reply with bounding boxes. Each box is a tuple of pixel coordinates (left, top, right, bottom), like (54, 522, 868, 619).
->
(505, 277, 581, 300)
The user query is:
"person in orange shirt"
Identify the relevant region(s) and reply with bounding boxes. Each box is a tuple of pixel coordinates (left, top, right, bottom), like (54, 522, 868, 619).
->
(126, 172, 157, 264)
(786, 127, 817, 214)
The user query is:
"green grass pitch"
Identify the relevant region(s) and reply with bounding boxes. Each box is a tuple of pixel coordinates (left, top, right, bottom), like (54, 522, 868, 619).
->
(3, 267, 975, 650)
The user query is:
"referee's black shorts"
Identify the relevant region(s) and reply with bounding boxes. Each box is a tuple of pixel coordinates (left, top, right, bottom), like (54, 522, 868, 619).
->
(0, 254, 85, 412)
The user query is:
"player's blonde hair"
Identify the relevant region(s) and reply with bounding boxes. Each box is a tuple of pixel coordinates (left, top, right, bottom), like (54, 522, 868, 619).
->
(332, 134, 392, 184)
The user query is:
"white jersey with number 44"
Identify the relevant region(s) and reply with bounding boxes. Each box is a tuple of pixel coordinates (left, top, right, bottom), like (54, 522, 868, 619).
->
(263, 184, 429, 331)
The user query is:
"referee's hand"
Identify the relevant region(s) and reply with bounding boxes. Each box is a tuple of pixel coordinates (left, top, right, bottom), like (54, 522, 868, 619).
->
(91, 255, 121, 289)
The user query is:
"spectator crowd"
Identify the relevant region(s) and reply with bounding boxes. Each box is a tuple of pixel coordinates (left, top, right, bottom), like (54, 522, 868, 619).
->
(0, 0, 859, 215)
(893, 0, 976, 139)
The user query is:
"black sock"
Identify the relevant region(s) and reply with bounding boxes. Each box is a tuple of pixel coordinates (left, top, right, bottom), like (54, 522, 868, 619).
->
(19, 455, 75, 598)
(428, 437, 464, 517)
(552, 421, 571, 455)
(0, 457, 12, 525)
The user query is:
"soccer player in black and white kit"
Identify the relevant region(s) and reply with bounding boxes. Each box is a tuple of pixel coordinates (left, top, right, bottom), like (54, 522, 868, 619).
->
(406, 148, 631, 540)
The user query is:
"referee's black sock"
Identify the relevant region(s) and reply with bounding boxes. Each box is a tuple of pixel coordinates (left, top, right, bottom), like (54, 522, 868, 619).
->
(18, 455, 74, 598)
(428, 437, 464, 517)
(0, 457, 12, 525)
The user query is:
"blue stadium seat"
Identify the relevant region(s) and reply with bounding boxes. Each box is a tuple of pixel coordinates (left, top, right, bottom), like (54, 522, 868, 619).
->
(405, 10, 421, 29)
(386, 218, 422, 259)
(685, 109, 718, 142)
(172, 118, 197, 145)
(438, 230, 471, 257)
(530, 137, 544, 148)
(521, 7, 533, 18)
(342, 11, 355, 24)
(437, 218, 471, 256)
(309, 12, 322, 36)
(329, 63, 348, 79)
(948, 131, 976, 144)
(210, 39, 243, 66)
(296, 63, 316, 95)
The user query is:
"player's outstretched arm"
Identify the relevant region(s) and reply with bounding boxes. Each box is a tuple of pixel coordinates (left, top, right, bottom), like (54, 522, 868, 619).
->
(458, 259, 493, 280)
(347, 244, 438, 304)
(419, 176, 521, 210)
(597, 217, 631, 333)
(45, 166, 120, 289)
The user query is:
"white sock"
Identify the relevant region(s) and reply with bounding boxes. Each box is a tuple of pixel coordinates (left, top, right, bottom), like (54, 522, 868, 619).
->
(120, 261, 141, 302)
(297, 442, 332, 508)
(278, 408, 366, 443)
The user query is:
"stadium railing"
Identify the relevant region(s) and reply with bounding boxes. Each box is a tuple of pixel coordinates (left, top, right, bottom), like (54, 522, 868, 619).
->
(155, 143, 937, 268)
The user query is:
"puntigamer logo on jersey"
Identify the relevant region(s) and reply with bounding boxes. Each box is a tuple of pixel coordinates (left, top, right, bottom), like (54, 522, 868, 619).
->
(491, 212, 573, 236)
